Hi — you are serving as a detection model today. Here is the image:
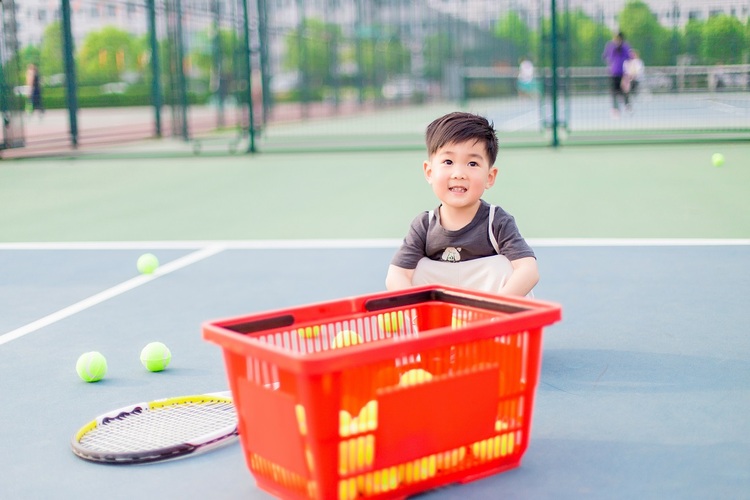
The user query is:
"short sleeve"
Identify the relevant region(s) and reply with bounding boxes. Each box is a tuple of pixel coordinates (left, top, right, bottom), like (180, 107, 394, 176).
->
(390, 212, 430, 269)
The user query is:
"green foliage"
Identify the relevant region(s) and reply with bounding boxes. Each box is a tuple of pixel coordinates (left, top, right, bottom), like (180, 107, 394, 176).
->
(77, 27, 143, 85)
(683, 20, 704, 62)
(422, 33, 454, 80)
(284, 18, 342, 87)
(40, 22, 64, 77)
(617, 0, 671, 65)
(701, 15, 746, 64)
(559, 9, 610, 66)
(494, 12, 534, 62)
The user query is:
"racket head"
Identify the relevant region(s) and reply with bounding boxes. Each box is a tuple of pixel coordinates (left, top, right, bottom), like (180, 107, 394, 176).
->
(71, 391, 238, 465)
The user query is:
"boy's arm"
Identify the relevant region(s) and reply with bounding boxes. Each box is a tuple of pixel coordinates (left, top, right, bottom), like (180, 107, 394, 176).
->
(385, 265, 415, 291)
(499, 257, 539, 297)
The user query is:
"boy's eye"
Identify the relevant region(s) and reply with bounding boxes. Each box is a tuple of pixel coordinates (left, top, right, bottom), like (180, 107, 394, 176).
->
(443, 159, 453, 165)
(469, 161, 479, 167)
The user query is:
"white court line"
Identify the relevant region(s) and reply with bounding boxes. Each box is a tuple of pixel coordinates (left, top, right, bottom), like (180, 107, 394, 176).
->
(0, 238, 748, 251)
(0, 245, 226, 347)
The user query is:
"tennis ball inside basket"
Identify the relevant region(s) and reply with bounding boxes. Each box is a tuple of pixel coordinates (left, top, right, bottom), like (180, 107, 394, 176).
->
(377, 312, 404, 333)
(140, 341, 171, 372)
(332, 330, 362, 349)
(76, 351, 107, 382)
(398, 368, 433, 386)
(298, 325, 321, 338)
(136, 253, 159, 274)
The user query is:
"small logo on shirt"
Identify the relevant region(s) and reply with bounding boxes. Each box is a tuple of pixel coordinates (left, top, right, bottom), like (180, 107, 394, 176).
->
(441, 247, 462, 262)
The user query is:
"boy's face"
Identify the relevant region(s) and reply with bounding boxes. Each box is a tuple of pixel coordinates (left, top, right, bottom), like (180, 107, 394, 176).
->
(423, 140, 497, 210)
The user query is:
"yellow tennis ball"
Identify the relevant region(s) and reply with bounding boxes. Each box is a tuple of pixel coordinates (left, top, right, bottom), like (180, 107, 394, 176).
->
(297, 325, 321, 338)
(332, 330, 362, 348)
(136, 253, 159, 274)
(398, 368, 433, 386)
(76, 351, 107, 382)
(377, 312, 404, 333)
(711, 153, 725, 167)
(139, 341, 171, 372)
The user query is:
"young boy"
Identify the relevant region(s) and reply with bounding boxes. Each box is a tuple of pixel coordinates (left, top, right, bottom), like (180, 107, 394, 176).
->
(385, 111, 538, 297)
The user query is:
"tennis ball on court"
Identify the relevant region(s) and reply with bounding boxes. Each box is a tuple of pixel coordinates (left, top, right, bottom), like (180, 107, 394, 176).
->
(332, 330, 362, 349)
(136, 253, 159, 274)
(711, 153, 725, 167)
(76, 351, 107, 382)
(139, 341, 171, 372)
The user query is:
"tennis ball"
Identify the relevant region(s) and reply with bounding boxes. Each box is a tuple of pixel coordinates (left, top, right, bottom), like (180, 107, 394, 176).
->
(357, 400, 378, 431)
(399, 368, 433, 386)
(297, 325, 321, 338)
(76, 351, 107, 382)
(139, 341, 171, 372)
(136, 253, 159, 274)
(377, 312, 404, 333)
(332, 330, 362, 349)
(711, 153, 725, 167)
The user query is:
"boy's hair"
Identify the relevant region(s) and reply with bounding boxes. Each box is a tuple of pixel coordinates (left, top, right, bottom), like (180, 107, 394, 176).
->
(425, 112, 499, 166)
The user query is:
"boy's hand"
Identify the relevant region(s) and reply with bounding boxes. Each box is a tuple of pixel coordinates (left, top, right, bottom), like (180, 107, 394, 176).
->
(500, 257, 539, 297)
(385, 265, 415, 291)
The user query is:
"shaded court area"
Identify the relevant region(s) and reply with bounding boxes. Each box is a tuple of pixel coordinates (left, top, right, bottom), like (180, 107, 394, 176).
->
(0, 242, 748, 499)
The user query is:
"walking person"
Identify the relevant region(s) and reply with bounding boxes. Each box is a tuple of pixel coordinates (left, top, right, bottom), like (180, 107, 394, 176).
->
(25, 63, 44, 117)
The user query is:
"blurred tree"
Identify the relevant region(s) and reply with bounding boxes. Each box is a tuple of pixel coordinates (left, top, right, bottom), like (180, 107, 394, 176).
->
(617, 0, 671, 66)
(39, 21, 65, 78)
(682, 19, 704, 63)
(701, 15, 745, 64)
(494, 11, 533, 64)
(284, 18, 342, 88)
(561, 9, 610, 66)
(422, 32, 454, 80)
(77, 27, 140, 84)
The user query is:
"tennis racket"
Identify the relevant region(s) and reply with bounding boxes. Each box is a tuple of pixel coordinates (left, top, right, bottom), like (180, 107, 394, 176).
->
(71, 391, 238, 465)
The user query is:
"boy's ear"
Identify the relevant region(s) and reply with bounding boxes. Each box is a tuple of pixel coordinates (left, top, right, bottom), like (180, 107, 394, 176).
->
(423, 160, 433, 183)
(485, 166, 498, 188)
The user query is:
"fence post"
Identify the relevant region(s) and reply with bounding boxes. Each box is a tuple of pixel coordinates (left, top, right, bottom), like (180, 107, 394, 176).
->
(147, 0, 162, 137)
(241, 0, 257, 153)
(549, 0, 560, 147)
(60, 0, 78, 148)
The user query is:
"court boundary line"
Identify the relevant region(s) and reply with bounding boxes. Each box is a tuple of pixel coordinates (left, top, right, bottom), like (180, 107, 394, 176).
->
(0, 238, 748, 251)
(0, 245, 226, 347)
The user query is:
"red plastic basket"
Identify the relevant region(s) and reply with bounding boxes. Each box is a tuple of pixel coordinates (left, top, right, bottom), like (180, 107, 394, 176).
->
(202, 285, 562, 500)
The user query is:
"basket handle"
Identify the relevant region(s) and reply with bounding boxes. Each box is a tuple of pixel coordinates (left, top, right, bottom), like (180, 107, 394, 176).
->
(365, 288, 530, 314)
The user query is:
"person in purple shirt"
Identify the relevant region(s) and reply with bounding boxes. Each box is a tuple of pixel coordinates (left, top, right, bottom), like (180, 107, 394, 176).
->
(602, 32, 633, 117)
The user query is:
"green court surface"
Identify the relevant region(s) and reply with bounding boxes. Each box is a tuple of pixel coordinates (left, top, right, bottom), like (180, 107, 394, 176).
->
(0, 141, 748, 242)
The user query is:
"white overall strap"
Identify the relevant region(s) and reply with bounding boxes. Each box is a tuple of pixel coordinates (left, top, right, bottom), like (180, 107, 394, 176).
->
(488, 205, 500, 254)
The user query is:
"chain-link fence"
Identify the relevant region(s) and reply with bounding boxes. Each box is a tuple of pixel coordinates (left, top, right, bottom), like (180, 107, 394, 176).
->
(2, 0, 748, 156)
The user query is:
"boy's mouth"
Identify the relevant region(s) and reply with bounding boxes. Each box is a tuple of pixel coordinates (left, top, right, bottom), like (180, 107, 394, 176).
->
(449, 186, 467, 193)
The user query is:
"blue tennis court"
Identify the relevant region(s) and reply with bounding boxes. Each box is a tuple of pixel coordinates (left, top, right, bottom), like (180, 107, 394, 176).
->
(1, 240, 748, 499)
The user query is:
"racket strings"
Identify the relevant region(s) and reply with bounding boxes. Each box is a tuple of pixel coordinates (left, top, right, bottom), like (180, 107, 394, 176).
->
(79, 400, 236, 453)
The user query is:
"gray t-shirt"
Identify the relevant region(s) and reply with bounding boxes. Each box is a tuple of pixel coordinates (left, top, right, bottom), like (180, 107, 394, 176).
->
(391, 200, 535, 269)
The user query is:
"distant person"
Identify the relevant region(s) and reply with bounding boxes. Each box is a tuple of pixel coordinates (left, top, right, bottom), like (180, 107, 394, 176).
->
(516, 57, 537, 98)
(385, 111, 539, 297)
(602, 32, 633, 118)
(623, 49, 644, 97)
(25, 63, 44, 117)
